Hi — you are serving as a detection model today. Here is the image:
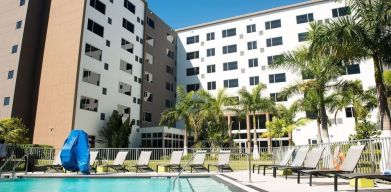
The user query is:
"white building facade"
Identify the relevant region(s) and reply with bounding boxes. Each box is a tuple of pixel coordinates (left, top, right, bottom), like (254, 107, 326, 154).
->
(176, 0, 378, 147)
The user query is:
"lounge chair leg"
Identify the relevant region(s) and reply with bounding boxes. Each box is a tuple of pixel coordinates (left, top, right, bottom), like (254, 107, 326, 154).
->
(191, 167, 193, 173)
(355, 178, 358, 192)
(297, 171, 300, 184)
(156, 165, 158, 172)
(263, 166, 265, 176)
(273, 167, 276, 178)
(309, 173, 312, 186)
(207, 165, 210, 173)
(334, 174, 338, 191)
(252, 165, 255, 173)
(285, 169, 288, 180)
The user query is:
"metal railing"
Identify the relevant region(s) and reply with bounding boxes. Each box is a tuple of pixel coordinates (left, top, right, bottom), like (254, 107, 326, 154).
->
(4, 137, 390, 174)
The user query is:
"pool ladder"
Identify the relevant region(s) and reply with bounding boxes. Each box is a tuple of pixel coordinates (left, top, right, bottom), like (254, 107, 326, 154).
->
(172, 151, 199, 189)
(0, 153, 29, 179)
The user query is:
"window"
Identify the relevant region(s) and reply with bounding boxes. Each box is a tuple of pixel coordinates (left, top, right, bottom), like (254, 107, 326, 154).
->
(121, 38, 133, 53)
(104, 63, 109, 70)
(108, 17, 112, 24)
(249, 76, 259, 86)
(223, 61, 238, 71)
(266, 37, 283, 47)
(165, 100, 173, 108)
(19, 0, 25, 6)
(80, 96, 98, 112)
(296, 13, 314, 24)
(85, 43, 102, 61)
(7, 70, 14, 79)
(247, 24, 256, 33)
(206, 32, 215, 41)
(166, 65, 174, 75)
(298, 32, 309, 42)
(143, 112, 152, 122)
(122, 18, 134, 33)
(224, 79, 239, 88)
(146, 36, 154, 46)
(207, 81, 216, 90)
(106, 40, 110, 47)
(11, 45, 18, 54)
(222, 28, 236, 38)
(186, 51, 199, 60)
(167, 49, 175, 59)
(332, 6, 350, 18)
(146, 53, 154, 64)
(186, 35, 199, 45)
(89, 0, 106, 14)
(144, 71, 153, 83)
(118, 105, 131, 118)
(186, 67, 199, 76)
(345, 64, 360, 75)
(119, 82, 131, 96)
(222, 44, 237, 54)
(144, 91, 153, 102)
(270, 93, 287, 102)
(186, 84, 200, 92)
(265, 19, 281, 30)
(247, 41, 257, 50)
(165, 82, 174, 91)
(3, 97, 10, 106)
(207, 48, 215, 57)
(87, 19, 104, 37)
(207, 64, 215, 73)
(248, 58, 258, 68)
(147, 17, 155, 29)
(124, 0, 136, 14)
(269, 73, 286, 83)
(16, 21, 22, 29)
(102, 88, 107, 95)
(302, 71, 314, 80)
(100, 113, 105, 120)
(267, 54, 283, 65)
(345, 107, 354, 118)
(82, 69, 100, 86)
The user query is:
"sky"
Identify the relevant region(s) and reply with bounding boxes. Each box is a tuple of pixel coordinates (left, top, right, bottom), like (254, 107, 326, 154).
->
(147, 0, 308, 29)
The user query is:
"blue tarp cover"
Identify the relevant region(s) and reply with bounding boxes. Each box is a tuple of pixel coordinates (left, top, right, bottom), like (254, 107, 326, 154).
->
(60, 130, 90, 174)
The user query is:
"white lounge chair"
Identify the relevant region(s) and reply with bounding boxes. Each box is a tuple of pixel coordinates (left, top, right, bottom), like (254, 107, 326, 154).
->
(156, 151, 183, 172)
(208, 150, 232, 173)
(189, 150, 207, 173)
(132, 151, 152, 173)
(105, 151, 129, 172)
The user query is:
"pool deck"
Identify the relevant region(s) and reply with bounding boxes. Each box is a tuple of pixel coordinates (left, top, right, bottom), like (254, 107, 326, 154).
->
(5, 170, 391, 192)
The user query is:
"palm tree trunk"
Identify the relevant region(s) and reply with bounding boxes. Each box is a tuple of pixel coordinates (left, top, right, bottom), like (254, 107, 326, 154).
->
(266, 113, 272, 153)
(246, 113, 251, 152)
(183, 128, 188, 155)
(288, 131, 292, 146)
(319, 93, 330, 143)
(252, 112, 260, 159)
(316, 117, 322, 144)
(373, 54, 391, 133)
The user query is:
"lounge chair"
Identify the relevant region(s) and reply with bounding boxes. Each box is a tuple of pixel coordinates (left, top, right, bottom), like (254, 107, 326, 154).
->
(290, 146, 325, 183)
(253, 148, 295, 175)
(132, 151, 152, 173)
(189, 150, 207, 173)
(301, 145, 366, 190)
(333, 144, 391, 192)
(156, 151, 183, 173)
(207, 150, 233, 173)
(43, 150, 63, 173)
(89, 151, 99, 173)
(105, 151, 128, 172)
(271, 147, 310, 178)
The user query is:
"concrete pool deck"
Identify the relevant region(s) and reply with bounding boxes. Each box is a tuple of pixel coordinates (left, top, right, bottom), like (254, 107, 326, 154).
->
(5, 170, 391, 191)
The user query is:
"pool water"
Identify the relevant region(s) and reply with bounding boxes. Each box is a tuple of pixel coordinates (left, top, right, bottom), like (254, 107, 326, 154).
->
(0, 177, 235, 192)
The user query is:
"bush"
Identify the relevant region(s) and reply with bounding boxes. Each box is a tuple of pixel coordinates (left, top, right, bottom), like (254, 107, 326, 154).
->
(0, 118, 30, 144)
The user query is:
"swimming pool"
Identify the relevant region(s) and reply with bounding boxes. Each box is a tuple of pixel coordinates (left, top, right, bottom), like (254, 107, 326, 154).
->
(0, 177, 244, 192)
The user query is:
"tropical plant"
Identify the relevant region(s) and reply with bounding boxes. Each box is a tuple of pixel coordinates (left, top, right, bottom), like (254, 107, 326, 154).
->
(205, 121, 231, 149)
(0, 118, 29, 144)
(98, 110, 134, 148)
(270, 46, 345, 143)
(349, 119, 381, 140)
(310, 0, 391, 132)
(159, 86, 198, 148)
(264, 117, 285, 148)
(238, 84, 275, 154)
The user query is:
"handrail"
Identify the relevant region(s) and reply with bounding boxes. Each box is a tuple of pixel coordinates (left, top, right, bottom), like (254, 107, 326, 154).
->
(11, 153, 30, 178)
(0, 154, 16, 178)
(172, 151, 252, 190)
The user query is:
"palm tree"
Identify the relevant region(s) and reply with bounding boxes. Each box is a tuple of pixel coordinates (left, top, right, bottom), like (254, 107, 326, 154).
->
(238, 84, 275, 157)
(274, 104, 310, 146)
(309, 0, 391, 132)
(159, 86, 197, 150)
(270, 46, 345, 143)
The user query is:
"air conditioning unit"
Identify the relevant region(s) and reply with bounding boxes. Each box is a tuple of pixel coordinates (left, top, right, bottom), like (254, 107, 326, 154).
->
(241, 68, 245, 73)
(240, 51, 244, 56)
(201, 74, 205, 79)
(201, 58, 204, 62)
(260, 48, 264, 53)
(261, 66, 267, 71)
(201, 42, 204, 46)
(259, 30, 264, 35)
(239, 34, 243, 39)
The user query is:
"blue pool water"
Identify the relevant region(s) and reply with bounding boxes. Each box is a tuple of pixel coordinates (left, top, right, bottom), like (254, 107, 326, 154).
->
(0, 177, 235, 192)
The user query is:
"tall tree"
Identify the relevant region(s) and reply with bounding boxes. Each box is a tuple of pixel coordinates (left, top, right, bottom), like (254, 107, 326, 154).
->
(98, 110, 133, 148)
(159, 86, 198, 149)
(310, 0, 391, 132)
(0, 118, 29, 144)
(270, 46, 345, 143)
(238, 84, 275, 156)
